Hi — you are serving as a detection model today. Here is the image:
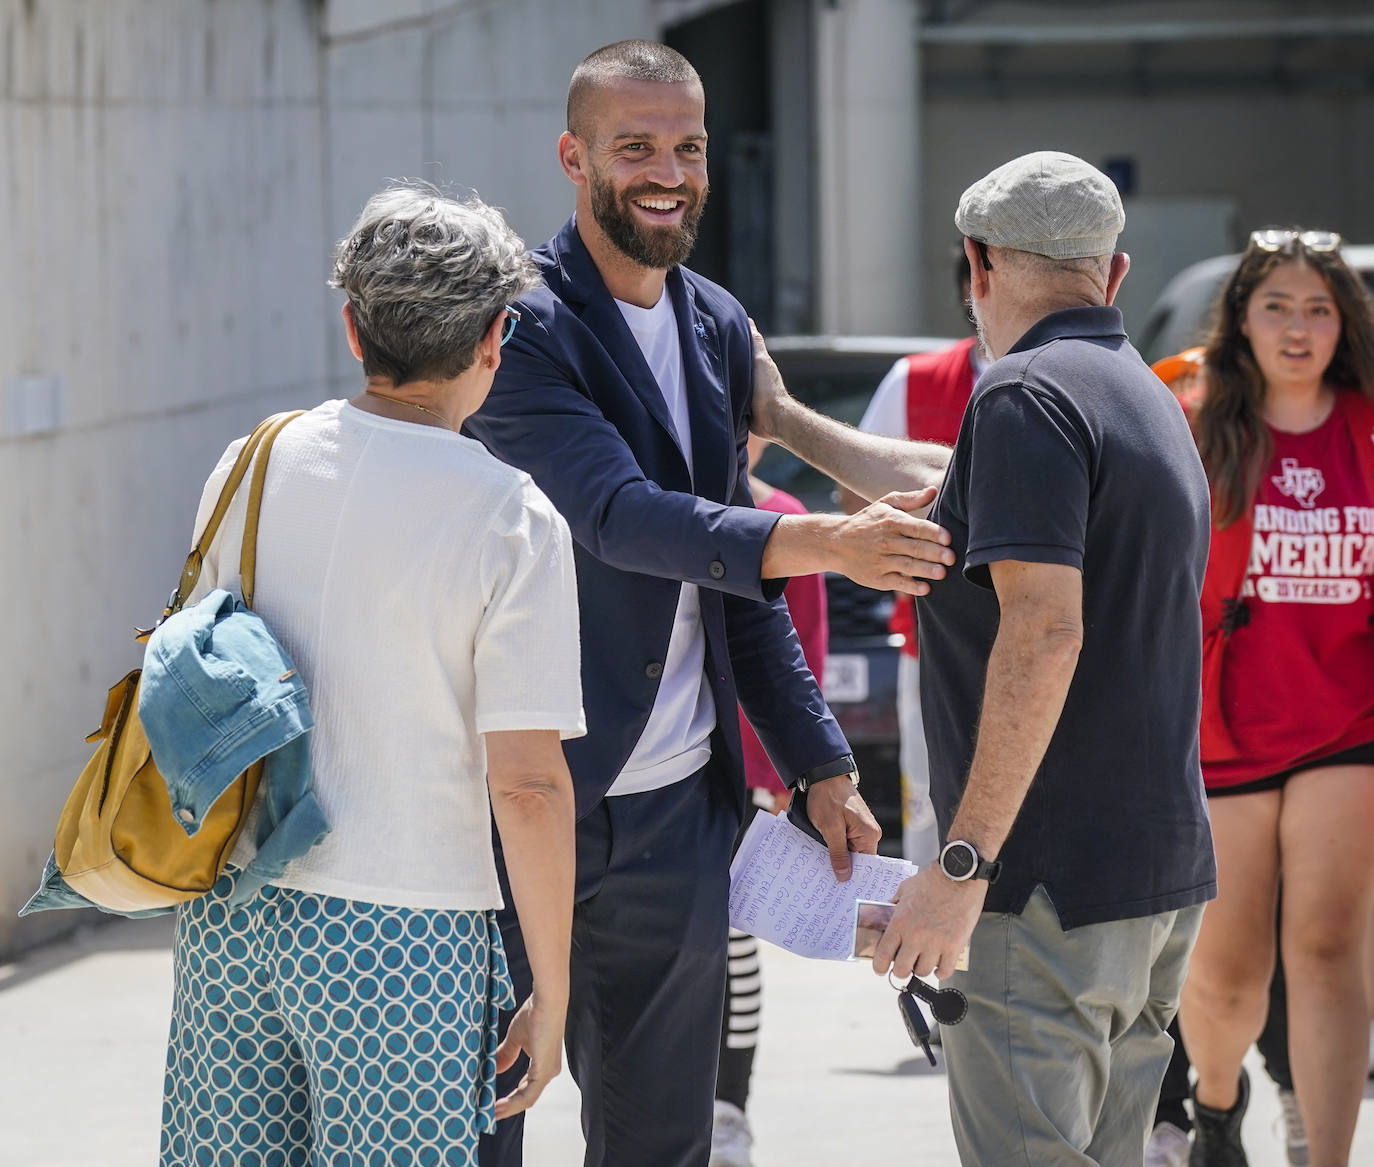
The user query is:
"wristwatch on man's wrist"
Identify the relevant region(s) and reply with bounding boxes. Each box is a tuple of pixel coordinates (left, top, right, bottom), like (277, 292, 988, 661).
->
(938, 839, 1002, 884)
(794, 754, 858, 793)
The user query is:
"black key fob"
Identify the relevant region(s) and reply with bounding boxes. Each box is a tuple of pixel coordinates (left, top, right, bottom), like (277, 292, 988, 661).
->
(898, 987, 937, 1067)
(905, 976, 968, 1026)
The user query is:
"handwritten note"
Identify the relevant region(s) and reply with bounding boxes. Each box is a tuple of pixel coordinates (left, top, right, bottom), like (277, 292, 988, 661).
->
(728, 812, 918, 960)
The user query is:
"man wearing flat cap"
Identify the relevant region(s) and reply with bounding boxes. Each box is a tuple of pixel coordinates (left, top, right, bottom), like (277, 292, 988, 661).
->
(751, 151, 1216, 1165)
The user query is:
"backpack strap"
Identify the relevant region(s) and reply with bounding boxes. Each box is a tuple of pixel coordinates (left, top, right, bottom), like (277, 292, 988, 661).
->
(239, 411, 302, 611)
(156, 411, 304, 626)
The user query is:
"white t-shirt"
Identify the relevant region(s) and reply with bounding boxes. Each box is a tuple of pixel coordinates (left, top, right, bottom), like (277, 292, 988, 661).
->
(858, 346, 988, 439)
(608, 291, 716, 796)
(187, 400, 585, 910)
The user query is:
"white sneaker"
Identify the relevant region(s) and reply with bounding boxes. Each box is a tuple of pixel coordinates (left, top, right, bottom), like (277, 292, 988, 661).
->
(1144, 1121, 1191, 1167)
(710, 1099, 753, 1167)
(1276, 1088, 1310, 1167)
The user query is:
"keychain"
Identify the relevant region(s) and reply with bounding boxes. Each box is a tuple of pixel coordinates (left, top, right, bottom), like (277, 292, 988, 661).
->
(891, 974, 968, 1067)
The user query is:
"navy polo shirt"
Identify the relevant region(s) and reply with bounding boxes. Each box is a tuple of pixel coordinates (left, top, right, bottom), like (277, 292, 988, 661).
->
(918, 306, 1217, 928)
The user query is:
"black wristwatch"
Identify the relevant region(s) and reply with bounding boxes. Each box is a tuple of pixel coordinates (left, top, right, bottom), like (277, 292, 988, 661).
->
(794, 754, 858, 793)
(938, 839, 1002, 884)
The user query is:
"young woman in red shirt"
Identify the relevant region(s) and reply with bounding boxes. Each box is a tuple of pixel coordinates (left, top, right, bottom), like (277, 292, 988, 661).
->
(1179, 230, 1374, 1167)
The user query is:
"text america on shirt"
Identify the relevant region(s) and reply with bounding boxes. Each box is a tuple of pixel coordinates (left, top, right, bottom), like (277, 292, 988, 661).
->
(1246, 461, 1374, 603)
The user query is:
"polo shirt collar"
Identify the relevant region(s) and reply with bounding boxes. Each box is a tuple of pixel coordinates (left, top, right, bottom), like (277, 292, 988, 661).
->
(1007, 306, 1125, 355)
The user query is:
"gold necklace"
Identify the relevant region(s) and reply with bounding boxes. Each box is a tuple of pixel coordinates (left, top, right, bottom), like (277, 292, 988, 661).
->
(364, 388, 452, 430)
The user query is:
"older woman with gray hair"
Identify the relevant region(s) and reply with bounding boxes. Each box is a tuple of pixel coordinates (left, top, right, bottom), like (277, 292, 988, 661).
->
(159, 183, 584, 1166)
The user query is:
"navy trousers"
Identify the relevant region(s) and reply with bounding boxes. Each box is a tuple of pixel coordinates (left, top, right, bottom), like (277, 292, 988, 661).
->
(480, 767, 738, 1167)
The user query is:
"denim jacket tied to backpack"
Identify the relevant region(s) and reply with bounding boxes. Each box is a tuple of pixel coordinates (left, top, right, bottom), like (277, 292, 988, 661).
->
(23, 589, 329, 916)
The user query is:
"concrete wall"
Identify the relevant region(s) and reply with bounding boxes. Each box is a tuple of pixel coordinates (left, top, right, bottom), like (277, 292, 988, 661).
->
(918, 88, 1374, 338)
(815, 0, 920, 334)
(323, 0, 926, 341)
(0, 0, 332, 955)
(321, 0, 658, 378)
(0, 0, 674, 957)
(916, 0, 1374, 339)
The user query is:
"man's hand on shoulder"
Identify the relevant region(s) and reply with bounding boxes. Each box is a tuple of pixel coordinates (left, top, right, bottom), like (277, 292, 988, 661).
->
(764, 490, 954, 597)
(747, 318, 792, 442)
(803, 774, 880, 882)
(832, 489, 952, 594)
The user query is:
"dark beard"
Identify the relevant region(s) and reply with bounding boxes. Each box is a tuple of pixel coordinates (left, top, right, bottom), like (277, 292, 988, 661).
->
(589, 171, 707, 270)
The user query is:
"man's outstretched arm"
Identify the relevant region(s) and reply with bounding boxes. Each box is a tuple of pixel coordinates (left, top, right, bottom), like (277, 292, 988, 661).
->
(469, 310, 954, 598)
(749, 322, 953, 504)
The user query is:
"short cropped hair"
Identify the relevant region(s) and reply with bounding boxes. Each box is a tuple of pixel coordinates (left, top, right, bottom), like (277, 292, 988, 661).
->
(996, 246, 1112, 285)
(567, 40, 700, 138)
(329, 183, 540, 386)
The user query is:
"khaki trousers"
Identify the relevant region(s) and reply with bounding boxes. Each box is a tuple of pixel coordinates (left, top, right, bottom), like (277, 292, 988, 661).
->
(941, 884, 1203, 1167)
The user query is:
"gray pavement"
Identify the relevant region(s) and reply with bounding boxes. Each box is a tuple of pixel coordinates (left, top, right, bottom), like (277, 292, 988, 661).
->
(2, 916, 1372, 1165)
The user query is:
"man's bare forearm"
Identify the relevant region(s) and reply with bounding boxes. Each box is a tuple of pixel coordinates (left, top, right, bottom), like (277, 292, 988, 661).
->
(946, 563, 1083, 858)
(767, 397, 951, 502)
(758, 510, 846, 579)
(758, 497, 953, 596)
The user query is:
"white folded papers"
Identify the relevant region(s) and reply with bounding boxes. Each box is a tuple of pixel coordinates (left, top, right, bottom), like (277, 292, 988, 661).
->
(727, 811, 917, 960)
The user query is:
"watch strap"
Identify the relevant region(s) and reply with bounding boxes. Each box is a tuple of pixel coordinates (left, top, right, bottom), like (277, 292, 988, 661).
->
(794, 754, 857, 793)
(975, 856, 1002, 883)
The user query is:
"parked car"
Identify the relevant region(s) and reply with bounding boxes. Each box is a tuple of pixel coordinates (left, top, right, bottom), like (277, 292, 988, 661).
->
(759, 335, 957, 852)
(1136, 244, 1374, 366)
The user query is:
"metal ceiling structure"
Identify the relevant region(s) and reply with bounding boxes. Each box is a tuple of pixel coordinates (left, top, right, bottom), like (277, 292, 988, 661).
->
(916, 2, 1374, 98)
(920, 13, 1374, 45)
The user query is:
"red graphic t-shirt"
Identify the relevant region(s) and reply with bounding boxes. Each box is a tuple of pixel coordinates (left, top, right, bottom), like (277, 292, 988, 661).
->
(1206, 410, 1374, 787)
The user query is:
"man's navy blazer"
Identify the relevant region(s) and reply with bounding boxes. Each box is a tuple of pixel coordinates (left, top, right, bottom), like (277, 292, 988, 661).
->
(465, 217, 850, 818)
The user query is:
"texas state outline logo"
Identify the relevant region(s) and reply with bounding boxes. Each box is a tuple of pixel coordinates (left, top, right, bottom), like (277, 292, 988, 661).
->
(1271, 458, 1326, 509)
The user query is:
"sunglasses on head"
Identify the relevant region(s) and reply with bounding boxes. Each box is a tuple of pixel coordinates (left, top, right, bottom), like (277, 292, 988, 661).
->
(1249, 228, 1342, 254)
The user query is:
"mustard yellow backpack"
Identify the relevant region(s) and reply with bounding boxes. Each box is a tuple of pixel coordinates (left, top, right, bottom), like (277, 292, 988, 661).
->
(47, 411, 301, 913)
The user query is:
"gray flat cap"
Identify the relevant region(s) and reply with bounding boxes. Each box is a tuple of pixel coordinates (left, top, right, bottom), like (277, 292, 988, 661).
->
(956, 151, 1124, 260)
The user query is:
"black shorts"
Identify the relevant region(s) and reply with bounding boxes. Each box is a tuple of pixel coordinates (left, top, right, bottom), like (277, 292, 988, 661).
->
(1207, 739, 1374, 798)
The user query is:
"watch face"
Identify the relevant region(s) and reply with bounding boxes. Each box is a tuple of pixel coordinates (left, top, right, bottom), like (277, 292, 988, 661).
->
(942, 842, 975, 879)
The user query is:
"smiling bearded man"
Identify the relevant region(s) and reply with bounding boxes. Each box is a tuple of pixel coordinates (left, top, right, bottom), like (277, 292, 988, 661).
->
(464, 37, 954, 1167)
(585, 146, 706, 270)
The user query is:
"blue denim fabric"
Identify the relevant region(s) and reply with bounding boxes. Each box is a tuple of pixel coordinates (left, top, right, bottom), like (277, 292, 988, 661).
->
(142, 590, 312, 827)
(20, 589, 329, 918)
(20, 852, 171, 918)
(140, 589, 329, 906)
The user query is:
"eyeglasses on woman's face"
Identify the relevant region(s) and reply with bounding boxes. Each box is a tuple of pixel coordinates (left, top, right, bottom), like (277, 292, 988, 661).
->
(499, 306, 521, 346)
(1249, 228, 1342, 254)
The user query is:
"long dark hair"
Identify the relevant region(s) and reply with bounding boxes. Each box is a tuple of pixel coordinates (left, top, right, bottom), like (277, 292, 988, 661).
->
(1194, 234, 1374, 526)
